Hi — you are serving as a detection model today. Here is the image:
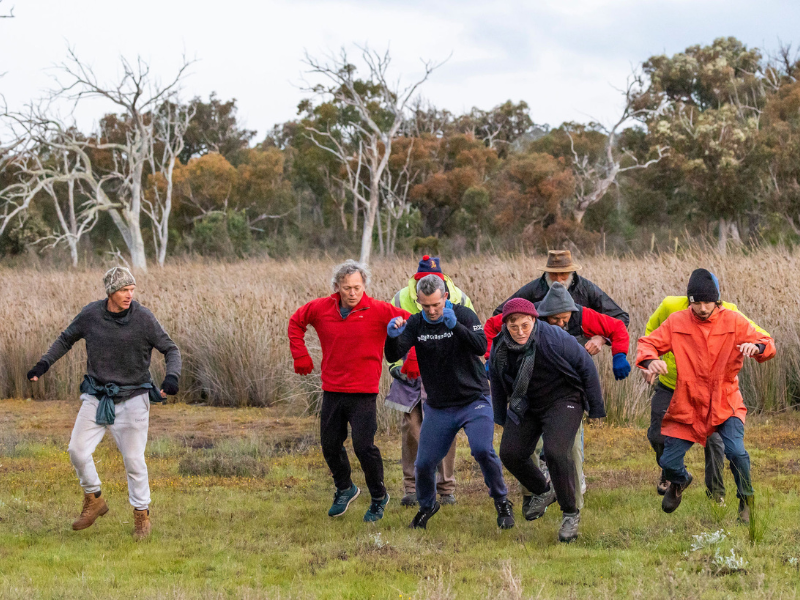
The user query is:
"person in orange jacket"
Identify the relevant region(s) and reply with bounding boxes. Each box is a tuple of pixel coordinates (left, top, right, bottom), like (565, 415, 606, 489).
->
(635, 269, 776, 523)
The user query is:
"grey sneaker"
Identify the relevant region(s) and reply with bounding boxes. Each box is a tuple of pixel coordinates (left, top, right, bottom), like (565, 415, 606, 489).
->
(400, 492, 417, 507)
(522, 486, 557, 521)
(439, 494, 457, 505)
(558, 511, 581, 543)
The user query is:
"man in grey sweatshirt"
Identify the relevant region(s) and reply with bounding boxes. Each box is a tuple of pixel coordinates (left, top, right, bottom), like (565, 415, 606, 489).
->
(27, 267, 181, 540)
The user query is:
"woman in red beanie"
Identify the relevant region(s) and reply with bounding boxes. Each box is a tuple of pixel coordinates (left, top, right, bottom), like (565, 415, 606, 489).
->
(489, 298, 605, 543)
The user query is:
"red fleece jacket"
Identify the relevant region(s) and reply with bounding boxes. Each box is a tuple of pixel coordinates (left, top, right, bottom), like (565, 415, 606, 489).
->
(483, 306, 629, 359)
(288, 293, 409, 393)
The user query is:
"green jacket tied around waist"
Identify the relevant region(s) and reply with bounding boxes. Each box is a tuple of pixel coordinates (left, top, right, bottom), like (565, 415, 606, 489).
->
(80, 375, 161, 425)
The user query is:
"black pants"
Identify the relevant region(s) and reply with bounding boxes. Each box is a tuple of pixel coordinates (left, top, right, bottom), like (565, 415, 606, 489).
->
(647, 382, 725, 498)
(320, 391, 385, 499)
(499, 398, 584, 514)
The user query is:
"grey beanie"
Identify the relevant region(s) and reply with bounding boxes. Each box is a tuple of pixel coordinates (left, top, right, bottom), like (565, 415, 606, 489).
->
(536, 282, 577, 317)
(103, 266, 136, 296)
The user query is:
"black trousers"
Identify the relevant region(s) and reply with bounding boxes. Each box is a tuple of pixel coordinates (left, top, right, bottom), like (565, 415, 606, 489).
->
(320, 391, 385, 499)
(647, 382, 725, 498)
(499, 398, 584, 514)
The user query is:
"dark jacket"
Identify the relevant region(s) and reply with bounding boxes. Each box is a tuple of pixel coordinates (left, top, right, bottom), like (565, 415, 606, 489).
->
(489, 320, 605, 425)
(493, 273, 630, 326)
(384, 304, 488, 408)
(40, 300, 181, 396)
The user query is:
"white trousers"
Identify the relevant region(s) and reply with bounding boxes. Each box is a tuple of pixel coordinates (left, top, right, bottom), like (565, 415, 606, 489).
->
(68, 393, 151, 510)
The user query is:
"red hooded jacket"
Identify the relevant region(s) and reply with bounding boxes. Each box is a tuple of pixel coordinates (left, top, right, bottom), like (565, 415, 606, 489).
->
(288, 293, 409, 393)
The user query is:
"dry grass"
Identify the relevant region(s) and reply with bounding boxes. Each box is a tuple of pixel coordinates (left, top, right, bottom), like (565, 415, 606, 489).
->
(1, 248, 798, 425)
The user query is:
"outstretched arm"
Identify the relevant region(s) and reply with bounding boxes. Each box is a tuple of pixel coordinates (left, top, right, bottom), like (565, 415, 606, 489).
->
(30, 313, 85, 380)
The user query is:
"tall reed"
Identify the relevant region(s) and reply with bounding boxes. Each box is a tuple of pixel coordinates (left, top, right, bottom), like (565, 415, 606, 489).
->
(1, 247, 797, 425)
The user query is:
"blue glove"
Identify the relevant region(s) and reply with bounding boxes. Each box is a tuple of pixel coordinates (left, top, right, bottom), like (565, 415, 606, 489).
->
(612, 353, 631, 380)
(442, 300, 457, 329)
(387, 317, 406, 338)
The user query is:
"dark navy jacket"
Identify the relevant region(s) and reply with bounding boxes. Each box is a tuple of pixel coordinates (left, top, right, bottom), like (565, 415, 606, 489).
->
(489, 320, 605, 425)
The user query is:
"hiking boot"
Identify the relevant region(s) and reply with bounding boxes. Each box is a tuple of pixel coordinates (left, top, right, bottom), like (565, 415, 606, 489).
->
(72, 491, 109, 531)
(409, 502, 440, 529)
(657, 472, 669, 496)
(738, 495, 754, 525)
(133, 508, 151, 541)
(400, 492, 418, 507)
(522, 486, 557, 521)
(558, 511, 581, 543)
(662, 472, 693, 513)
(364, 494, 390, 522)
(495, 497, 515, 529)
(328, 484, 360, 517)
(439, 494, 457, 506)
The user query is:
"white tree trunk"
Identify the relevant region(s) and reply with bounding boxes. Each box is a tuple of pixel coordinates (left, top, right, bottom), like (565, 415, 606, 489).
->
(718, 217, 728, 255)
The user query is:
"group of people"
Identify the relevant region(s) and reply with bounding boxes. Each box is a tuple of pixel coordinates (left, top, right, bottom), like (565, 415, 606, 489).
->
(25, 250, 775, 543)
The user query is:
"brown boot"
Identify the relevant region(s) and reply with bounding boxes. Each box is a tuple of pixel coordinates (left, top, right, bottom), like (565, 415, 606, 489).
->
(738, 495, 754, 524)
(72, 491, 109, 531)
(133, 508, 151, 540)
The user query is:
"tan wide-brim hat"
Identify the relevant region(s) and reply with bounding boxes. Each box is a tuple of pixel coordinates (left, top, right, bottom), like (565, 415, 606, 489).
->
(541, 250, 581, 273)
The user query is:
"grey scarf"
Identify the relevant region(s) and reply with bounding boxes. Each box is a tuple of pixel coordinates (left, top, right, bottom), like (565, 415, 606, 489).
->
(492, 321, 538, 424)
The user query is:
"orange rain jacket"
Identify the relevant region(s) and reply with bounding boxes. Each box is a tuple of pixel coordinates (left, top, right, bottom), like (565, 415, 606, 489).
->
(635, 306, 775, 445)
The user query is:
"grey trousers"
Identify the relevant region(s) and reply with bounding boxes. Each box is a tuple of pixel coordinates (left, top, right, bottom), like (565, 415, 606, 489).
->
(647, 382, 725, 499)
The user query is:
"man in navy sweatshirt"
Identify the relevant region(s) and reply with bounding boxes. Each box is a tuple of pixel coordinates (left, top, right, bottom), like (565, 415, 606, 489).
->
(385, 274, 512, 530)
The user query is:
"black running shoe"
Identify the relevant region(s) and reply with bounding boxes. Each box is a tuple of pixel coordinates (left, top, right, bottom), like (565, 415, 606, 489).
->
(495, 497, 515, 529)
(409, 502, 441, 529)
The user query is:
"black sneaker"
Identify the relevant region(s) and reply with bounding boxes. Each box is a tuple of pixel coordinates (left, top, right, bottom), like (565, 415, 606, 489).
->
(662, 472, 693, 513)
(495, 497, 515, 529)
(522, 486, 557, 521)
(558, 511, 581, 543)
(409, 502, 440, 529)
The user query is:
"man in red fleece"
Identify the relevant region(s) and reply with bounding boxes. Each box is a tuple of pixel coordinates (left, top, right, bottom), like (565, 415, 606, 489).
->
(288, 260, 409, 522)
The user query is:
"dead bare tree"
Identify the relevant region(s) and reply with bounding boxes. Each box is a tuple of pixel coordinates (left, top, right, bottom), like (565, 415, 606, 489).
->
(302, 45, 442, 264)
(0, 110, 117, 263)
(50, 48, 193, 270)
(569, 72, 669, 223)
(144, 101, 195, 267)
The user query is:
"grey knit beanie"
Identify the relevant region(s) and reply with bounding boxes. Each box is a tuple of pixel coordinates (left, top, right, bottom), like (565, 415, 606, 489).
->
(103, 266, 136, 296)
(536, 282, 577, 317)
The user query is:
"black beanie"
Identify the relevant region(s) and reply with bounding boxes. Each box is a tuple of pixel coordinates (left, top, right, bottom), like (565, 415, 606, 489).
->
(687, 268, 719, 303)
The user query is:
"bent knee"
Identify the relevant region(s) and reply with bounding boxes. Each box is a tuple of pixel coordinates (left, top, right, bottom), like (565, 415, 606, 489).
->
(68, 446, 92, 466)
(471, 446, 495, 464)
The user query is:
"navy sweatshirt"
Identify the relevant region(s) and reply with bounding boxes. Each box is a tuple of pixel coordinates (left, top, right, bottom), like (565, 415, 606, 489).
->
(384, 304, 488, 408)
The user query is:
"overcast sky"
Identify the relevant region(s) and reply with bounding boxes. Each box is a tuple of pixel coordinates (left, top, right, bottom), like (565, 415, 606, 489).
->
(1, 0, 798, 140)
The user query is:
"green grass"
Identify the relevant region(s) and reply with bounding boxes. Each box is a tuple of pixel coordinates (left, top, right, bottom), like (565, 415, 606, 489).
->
(1, 400, 800, 599)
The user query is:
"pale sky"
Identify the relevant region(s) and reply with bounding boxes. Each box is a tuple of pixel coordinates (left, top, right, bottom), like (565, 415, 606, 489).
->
(1, 0, 797, 140)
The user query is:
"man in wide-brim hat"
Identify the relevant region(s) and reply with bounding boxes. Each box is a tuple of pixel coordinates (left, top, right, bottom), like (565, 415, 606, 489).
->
(493, 250, 629, 328)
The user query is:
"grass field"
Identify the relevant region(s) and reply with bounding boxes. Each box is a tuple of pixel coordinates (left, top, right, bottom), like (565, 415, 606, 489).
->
(2, 399, 800, 599)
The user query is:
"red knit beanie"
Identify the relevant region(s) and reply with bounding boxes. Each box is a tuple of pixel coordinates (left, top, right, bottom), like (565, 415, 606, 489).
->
(502, 297, 539, 322)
